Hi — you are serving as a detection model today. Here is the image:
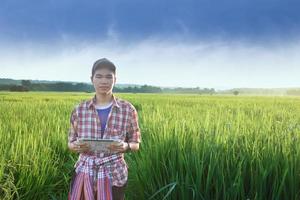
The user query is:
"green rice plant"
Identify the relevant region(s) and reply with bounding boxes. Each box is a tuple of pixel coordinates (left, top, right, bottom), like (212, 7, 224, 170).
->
(0, 92, 299, 199)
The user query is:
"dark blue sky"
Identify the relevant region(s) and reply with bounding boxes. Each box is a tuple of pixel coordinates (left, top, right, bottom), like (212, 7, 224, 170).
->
(1, 0, 300, 42)
(1, 0, 300, 88)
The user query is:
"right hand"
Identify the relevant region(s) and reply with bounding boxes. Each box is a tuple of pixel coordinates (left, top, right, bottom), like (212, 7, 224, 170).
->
(69, 141, 90, 153)
(68, 120, 89, 153)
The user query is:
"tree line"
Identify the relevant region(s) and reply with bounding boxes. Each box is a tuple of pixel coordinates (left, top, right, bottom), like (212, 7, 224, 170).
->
(0, 80, 216, 94)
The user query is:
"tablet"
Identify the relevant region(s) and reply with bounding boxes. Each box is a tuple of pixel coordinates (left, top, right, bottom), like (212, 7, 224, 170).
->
(77, 138, 121, 153)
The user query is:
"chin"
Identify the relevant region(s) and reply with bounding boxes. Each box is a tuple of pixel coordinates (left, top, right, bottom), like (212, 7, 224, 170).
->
(97, 90, 112, 95)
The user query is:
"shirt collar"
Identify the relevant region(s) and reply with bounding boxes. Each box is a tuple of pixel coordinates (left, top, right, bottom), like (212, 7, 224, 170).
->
(88, 94, 120, 110)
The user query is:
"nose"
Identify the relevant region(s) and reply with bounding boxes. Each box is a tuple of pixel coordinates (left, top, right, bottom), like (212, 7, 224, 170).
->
(99, 78, 109, 84)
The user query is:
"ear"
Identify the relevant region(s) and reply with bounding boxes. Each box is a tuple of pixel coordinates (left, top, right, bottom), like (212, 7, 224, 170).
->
(90, 76, 93, 83)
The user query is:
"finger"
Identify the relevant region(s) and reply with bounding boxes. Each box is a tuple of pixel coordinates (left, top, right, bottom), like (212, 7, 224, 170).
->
(109, 146, 117, 151)
(78, 147, 89, 153)
(108, 146, 114, 150)
(73, 121, 78, 131)
(111, 143, 122, 148)
(76, 145, 86, 151)
(109, 144, 117, 148)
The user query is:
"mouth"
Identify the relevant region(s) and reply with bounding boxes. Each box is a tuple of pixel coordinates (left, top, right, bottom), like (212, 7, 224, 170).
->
(99, 86, 109, 89)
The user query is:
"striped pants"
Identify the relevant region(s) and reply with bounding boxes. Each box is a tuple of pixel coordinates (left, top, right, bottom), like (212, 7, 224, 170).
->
(68, 155, 127, 200)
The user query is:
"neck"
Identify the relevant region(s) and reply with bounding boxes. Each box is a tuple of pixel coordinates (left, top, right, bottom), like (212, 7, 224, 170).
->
(95, 93, 113, 106)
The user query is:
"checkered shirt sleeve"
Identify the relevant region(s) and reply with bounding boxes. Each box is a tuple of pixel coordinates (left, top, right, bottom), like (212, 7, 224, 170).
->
(127, 106, 141, 143)
(68, 107, 78, 143)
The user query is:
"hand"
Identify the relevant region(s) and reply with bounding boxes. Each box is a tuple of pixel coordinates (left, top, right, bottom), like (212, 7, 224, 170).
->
(69, 141, 90, 153)
(108, 141, 129, 153)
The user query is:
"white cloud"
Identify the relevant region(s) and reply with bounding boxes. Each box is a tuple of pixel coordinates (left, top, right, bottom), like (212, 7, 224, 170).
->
(0, 37, 300, 89)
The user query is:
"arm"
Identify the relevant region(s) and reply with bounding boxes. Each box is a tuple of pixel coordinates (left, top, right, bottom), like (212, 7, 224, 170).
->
(125, 106, 141, 152)
(67, 108, 89, 153)
(109, 105, 141, 153)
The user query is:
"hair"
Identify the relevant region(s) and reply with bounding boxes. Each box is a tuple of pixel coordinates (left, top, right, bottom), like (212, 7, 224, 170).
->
(91, 58, 116, 77)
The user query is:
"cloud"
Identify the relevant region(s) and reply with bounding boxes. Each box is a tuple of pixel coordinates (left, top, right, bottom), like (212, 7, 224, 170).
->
(0, 37, 300, 89)
(1, 0, 300, 42)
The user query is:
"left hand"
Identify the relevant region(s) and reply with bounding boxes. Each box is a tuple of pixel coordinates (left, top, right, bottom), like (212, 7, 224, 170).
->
(108, 141, 128, 153)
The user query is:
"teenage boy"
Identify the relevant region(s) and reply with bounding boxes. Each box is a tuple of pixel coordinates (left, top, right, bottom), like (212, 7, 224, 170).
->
(68, 58, 141, 200)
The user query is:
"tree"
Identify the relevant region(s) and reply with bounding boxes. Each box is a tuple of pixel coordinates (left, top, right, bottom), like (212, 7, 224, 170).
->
(21, 80, 31, 88)
(9, 85, 29, 92)
(21, 80, 31, 91)
(233, 90, 239, 96)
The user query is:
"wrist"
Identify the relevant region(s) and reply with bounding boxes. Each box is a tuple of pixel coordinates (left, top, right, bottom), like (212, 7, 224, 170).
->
(126, 142, 131, 152)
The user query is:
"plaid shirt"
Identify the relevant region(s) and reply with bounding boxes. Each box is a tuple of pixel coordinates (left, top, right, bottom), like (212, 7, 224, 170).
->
(68, 94, 141, 188)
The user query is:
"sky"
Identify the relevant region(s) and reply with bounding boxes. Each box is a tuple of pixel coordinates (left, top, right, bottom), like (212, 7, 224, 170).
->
(1, 0, 300, 89)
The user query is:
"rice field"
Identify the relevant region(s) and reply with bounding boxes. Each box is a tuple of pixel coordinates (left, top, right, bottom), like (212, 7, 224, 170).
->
(0, 92, 300, 200)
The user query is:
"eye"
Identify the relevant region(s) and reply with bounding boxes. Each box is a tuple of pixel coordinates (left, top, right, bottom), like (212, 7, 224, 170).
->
(95, 75, 103, 78)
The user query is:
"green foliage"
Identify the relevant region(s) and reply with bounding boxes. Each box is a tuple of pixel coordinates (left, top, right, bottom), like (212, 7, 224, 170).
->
(0, 92, 300, 199)
(233, 90, 239, 95)
(9, 85, 29, 92)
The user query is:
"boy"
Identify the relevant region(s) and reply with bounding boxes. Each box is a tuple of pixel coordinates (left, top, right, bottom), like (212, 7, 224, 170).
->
(68, 58, 141, 200)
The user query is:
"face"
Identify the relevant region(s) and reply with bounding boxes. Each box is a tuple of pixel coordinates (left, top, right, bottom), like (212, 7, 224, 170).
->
(91, 68, 116, 95)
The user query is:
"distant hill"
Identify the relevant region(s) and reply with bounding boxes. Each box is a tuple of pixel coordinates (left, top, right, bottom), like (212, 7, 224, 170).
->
(115, 83, 142, 88)
(220, 88, 300, 96)
(0, 78, 22, 85)
(0, 78, 139, 88)
(1, 78, 299, 95)
(0, 78, 164, 93)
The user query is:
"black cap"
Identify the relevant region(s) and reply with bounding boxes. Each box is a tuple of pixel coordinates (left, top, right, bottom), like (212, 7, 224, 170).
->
(92, 58, 116, 76)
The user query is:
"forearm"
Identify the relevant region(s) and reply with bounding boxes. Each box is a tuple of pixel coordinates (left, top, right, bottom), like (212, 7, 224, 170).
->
(128, 142, 139, 152)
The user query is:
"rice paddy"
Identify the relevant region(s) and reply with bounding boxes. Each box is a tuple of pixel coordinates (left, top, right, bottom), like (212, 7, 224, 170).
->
(0, 92, 299, 199)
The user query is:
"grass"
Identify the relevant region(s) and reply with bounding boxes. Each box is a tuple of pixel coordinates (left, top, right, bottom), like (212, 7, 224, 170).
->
(0, 92, 299, 199)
